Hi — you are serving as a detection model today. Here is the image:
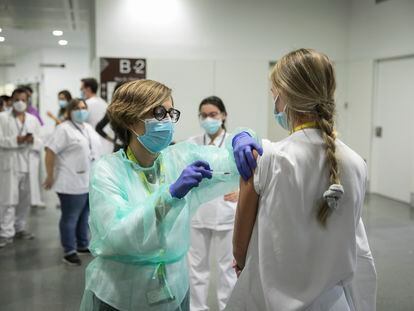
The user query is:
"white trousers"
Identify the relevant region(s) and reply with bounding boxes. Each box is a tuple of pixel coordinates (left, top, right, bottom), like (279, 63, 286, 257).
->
(0, 173, 31, 238)
(307, 286, 351, 311)
(188, 227, 237, 311)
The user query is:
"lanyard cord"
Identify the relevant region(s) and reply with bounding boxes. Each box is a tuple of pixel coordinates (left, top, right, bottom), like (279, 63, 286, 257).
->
(71, 121, 93, 154)
(203, 130, 226, 147)
(126, 146, 170, 285)
(292, 121, 318, 133)
(14, 114, 26, 136)
(126, 146, 165, 194)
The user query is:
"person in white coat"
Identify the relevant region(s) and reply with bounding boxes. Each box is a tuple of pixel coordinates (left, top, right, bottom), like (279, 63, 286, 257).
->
(80, 78, 113, 155)
(43, 98, 101, 265)
(0, 88, 43, 248)
(187, 96, 238, 311)
(226, 49, 377, 311)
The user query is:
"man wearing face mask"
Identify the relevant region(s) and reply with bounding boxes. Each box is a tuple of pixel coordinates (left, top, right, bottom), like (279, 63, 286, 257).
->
(0, 88, 43, 248)
(21, 85, 44, 126)
(187, 96, 239, 311)
(80, 78, 112, 155)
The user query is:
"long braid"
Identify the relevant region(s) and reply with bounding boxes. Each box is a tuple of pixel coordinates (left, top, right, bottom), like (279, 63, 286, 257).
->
(316, 102, 340, 226)
(271, 48, 342, 226)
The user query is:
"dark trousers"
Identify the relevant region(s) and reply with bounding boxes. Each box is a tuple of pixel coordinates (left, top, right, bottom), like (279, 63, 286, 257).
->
(57, 193, 89, 255)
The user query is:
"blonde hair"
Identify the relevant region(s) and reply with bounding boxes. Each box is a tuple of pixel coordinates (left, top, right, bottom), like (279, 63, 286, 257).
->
(107, 79, 172, 146)
(270, 48, 339, 226)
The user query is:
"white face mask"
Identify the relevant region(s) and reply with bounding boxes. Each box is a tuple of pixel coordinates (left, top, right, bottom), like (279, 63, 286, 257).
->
(13, 100, 27, 112)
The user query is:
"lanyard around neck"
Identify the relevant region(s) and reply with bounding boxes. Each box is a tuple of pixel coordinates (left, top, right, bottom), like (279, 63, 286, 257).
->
(292, 121, 318, 133)
(126, 146, 165, 194)
(71, 121, 93, 153)
(203, 130, 226, 147)
(14, 114, 26, 136)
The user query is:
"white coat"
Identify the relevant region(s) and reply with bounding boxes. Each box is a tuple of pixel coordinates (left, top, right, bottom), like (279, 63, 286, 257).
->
(225, 129, 377, 311)
(187, 131, 238, 310)
(0, 110, 43, 206)
(45, 120, 102, 195)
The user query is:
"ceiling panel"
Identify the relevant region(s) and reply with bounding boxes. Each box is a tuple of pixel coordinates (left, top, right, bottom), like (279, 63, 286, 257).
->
(0, 0, 91, 60)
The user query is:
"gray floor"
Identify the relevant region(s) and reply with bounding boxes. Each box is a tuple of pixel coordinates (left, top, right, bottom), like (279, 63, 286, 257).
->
(0, 193, 413, 311)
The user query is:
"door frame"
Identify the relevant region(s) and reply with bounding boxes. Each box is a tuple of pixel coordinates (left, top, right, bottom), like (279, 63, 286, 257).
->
(369, 53, 414, 203)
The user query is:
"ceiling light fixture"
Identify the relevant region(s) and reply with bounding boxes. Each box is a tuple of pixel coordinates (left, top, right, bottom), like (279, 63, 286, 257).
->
(53, 30, 63, 36)
(0, 36, 5, 42)
(58, 39, 68, 46)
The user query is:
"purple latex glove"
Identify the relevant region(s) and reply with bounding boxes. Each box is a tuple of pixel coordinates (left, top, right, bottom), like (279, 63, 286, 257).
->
(170, 160, 213, 199)
(232, 131, 263, 181)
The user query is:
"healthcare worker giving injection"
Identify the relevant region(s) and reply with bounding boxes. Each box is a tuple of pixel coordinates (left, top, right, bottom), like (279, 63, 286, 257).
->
(80, 80, 262, 311)
(187, 96, 238, 311)
(225, 49, 377, 311)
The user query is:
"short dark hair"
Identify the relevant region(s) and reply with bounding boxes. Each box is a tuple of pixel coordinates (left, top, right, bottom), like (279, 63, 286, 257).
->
(199, 96, 227, 130)
(12, 88, 29, 99)
(67, 98, 88, 121)
(81, 78, 98, 93)
(19, 85, 33, 94)
(0, 95, 11, 101)
(0, 95, 10, 108)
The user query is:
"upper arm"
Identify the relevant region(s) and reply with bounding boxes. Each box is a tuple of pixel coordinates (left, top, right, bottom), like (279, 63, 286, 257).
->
(95, 114, 109, 135)
(45, 126, 68, 154)
(232, 174, 259, 267)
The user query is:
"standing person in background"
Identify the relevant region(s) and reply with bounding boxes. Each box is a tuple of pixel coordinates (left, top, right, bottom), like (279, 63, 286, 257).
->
(187, 96, 238, 311)
(95, 82, 125, 152)
(43, 98, 101, 265)
(46, 90, 72, 126)
(0, 95, 12, 112)
(0, 96, 4, 112)
(80, 78, 112, 154)
(0, 88, 43, 248)
(21, 85, 44, 126)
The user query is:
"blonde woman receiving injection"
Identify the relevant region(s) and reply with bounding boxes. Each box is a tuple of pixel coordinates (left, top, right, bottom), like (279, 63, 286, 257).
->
(225, 49, 377, 311)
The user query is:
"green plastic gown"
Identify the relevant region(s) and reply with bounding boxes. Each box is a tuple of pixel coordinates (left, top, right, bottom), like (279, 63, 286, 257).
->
(80, 133, 250, 311)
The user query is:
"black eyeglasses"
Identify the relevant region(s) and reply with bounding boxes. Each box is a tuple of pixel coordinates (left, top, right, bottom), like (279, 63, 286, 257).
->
(153, 106, 181, 123)
(198, 111, 221, 120)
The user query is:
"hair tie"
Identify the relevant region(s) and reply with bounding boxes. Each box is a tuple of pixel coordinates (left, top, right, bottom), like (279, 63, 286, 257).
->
(323, 184, 344, 210)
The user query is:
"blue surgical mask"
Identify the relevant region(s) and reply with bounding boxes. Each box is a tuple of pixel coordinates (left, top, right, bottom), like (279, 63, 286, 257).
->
(273, 95, 289, 130)
(200, 117, 222, 135)
(71, 110, 89, 123)
(134, 118, 174, 154)
(80, 90, 85, 99)
(58, 100, 68, 108)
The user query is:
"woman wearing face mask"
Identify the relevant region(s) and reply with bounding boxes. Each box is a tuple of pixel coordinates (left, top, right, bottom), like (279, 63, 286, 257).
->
(46, 90, 72, 125)
(225, 49, 377, 311)
(79, 80, 262, 311)
(43, 98, 101, 266)
(187, 96, 238, 311)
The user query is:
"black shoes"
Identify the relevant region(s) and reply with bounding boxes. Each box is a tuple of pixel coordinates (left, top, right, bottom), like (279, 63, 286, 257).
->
(77, 248, 91, 255)
(62, 253, 82, 266)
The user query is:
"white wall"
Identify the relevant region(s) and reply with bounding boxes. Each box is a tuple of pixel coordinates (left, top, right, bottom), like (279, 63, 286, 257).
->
(2, 50, 43, 86)
(1, 47, 90, 134)
(95, 0, 351, 141)
(345, 0, 414, 194)
(40, 48, 90, 134)
(96, 0, 349, 61)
